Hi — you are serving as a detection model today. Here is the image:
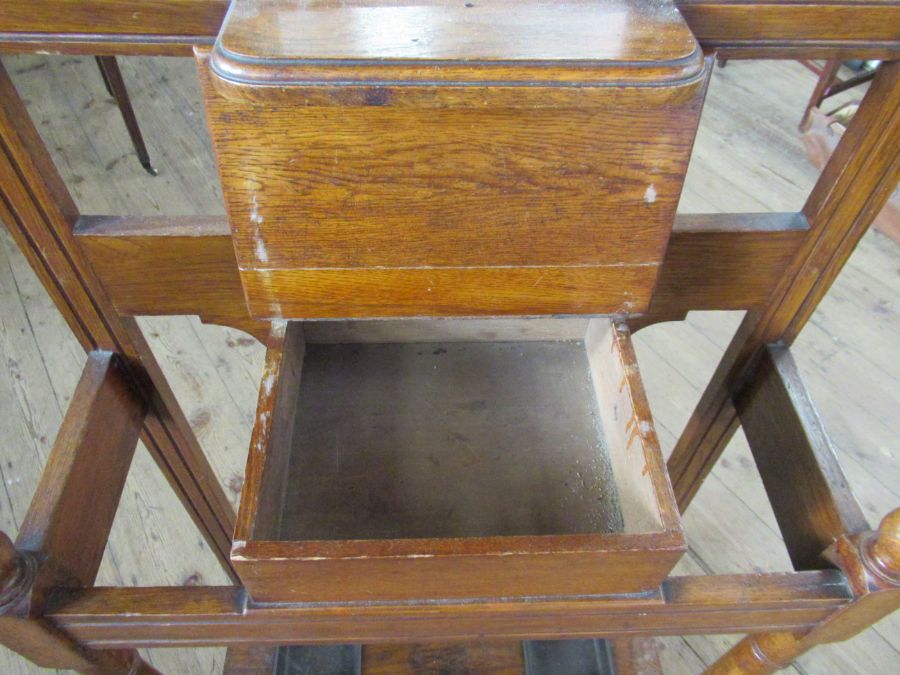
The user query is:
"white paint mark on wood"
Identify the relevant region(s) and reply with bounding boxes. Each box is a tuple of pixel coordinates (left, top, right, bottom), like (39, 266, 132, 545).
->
(643, 184, 657, 204)
(262, 372, 276, 397)
(255, 237, 269, 263)
(250, 194, 269, 262)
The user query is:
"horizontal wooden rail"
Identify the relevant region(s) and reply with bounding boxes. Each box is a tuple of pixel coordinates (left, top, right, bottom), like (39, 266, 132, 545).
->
(678, 0, 900, 59)
(45, 571, 851, 647)
(639, 212, 809, 327)
(1, 1, 898, 57)
(0, 0, 227, 55)
(73, 212, 808, 334)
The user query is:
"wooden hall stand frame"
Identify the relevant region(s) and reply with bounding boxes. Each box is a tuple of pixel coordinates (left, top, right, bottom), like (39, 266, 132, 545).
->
(0, 1, 898, 673)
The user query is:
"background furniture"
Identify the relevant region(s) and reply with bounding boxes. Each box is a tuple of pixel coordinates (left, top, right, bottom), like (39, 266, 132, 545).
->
(0, 1, 897, 673)
(95, 56, 157, 175)
(798, 59, 881, 130)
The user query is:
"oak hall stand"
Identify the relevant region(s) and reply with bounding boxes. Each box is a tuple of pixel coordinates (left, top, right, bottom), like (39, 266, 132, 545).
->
(0, 1, 898, 673)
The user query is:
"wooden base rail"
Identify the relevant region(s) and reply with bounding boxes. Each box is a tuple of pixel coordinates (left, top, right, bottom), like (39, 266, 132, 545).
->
(43, 572, 852, 648)
(0, 1, 897, 59)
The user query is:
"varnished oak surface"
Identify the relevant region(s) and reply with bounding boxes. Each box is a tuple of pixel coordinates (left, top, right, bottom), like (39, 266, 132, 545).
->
(1, 1, 898, 58)
(0, 55, 898, 672)
(234, 320, 684, 603)
(199, 42, 709, 318)
(0, 1, 229, 38)
(71, 213, 809, 332)
(212, 0, 703, 88)
(43, 571, 853, 645)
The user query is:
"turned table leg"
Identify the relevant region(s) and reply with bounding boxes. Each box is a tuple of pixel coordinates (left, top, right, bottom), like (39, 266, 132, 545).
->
(706, 511, 900, 674)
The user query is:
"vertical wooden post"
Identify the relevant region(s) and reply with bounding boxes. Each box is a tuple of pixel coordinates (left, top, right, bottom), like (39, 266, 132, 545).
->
(667, 61, 900, 511)
(0, 61, 237, 580)
(705, 510, 900, 674)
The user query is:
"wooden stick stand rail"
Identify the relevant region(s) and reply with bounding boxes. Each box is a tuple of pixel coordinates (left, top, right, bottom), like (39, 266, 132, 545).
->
(0, 1, 898, 673)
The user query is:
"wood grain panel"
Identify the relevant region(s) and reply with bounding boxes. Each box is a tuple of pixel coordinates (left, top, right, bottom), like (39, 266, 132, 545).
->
(233, 322, 304, 544)
(239, 264, 661, 319)
(206, 104, 698, 270)
(199, 42, 709, 319)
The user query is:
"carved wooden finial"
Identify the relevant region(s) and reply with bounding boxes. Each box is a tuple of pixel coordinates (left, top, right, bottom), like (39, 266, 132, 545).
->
(868, 509, 900, 582)
(0, 531, 17, 583)
(0, 531, 37, 615)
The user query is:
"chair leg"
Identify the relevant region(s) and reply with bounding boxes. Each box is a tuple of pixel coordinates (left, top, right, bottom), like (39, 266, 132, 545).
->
(95, 56, 158, 175)
(799, 59, 841, 131)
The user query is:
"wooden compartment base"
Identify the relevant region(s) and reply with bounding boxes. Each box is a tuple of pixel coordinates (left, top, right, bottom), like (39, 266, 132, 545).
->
(283, 339, 624, 541)
(234, 319, 684, 603)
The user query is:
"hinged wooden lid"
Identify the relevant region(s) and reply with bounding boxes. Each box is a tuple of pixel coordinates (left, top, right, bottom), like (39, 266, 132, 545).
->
(211, 0, 703, 97)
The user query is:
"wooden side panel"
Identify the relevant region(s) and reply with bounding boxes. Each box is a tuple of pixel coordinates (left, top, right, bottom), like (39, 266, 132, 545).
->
(16, 352, 145, 602)
(234, 539, 685, 604)
(234, 322, 305, 544)
(586, 320, 679, 535)
(735, 345, 869, 570)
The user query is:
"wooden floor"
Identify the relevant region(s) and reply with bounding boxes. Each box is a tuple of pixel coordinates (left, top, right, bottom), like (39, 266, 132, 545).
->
(0, 55, 897, 674)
